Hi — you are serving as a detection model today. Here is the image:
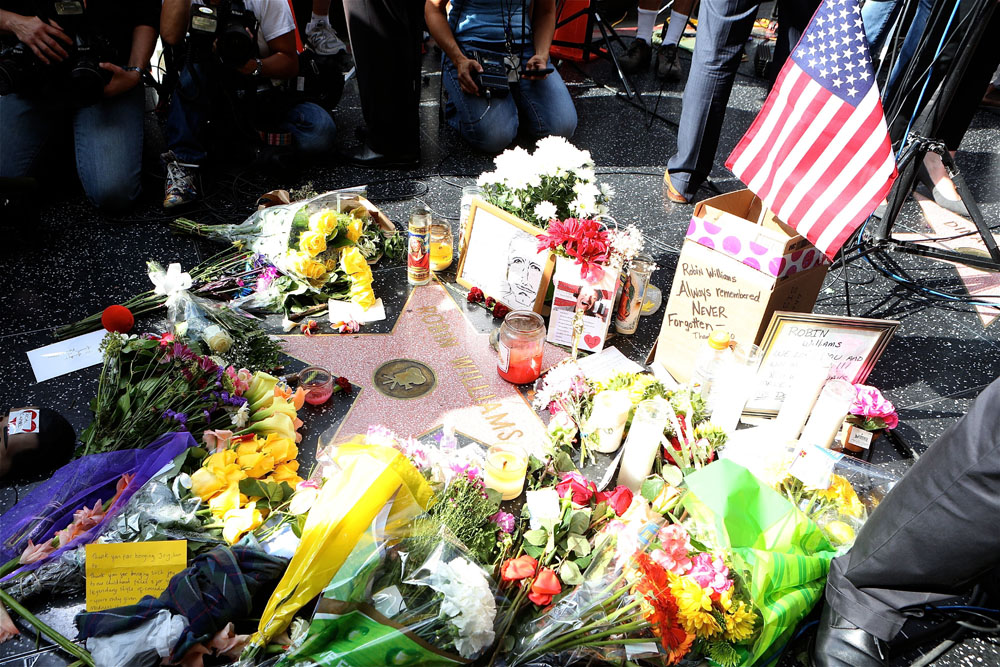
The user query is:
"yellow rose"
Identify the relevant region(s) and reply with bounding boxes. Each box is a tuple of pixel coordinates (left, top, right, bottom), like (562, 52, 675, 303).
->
(350, 281, 376, 310)
(340, 247, 369, 276)
(209, 482, 241, 517)
(299, 230, 328, 257)
(269, 461, 302, 485)
(325, 258, 339, 271)
(308, 210, 338, 235)
(205, 450, 237, 470)
(294, 258, 327, 281)
(222, 506, 263, 544)
(261, 434, 297, 464)
(236, 440, 262, 458)
(346, 217, 364, 243)
(238, 452, 276, 479)
(191, 468, 225, 501)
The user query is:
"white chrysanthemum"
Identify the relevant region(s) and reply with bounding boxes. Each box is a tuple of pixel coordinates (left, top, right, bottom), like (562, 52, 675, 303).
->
(600, 182, 615, 199)
(533, 201, 558, 222)
(493, 146, 533, 180)
(571, 194, 598, 216)
(429, 557, 496, 659)
(526, 488, 562, 531)
(511, 195, 523, 209)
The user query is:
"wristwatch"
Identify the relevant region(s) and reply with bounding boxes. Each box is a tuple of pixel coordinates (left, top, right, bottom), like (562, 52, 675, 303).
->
(252, 58, 263, 76)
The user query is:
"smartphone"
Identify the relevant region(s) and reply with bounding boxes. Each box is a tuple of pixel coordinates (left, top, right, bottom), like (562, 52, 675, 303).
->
(521, 67, 554, 78)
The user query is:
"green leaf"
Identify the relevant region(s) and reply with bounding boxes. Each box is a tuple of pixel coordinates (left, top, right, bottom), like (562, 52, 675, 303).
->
(523, 543, 544, 559)
(566, 533, 591, 557)
(573, 555, 592, 570)
(524, 529, 548, 547)
(559, 560, 583, 586)
(484, 487, 502, 506)
(116, 393, 130, 414)
(569, 509, 591, 534)
(553, 451, 576, 473)
(640, 476, 665, 503)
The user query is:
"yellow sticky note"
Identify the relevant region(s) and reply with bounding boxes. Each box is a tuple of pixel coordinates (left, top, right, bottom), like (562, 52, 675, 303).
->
(85, 541, 187, 612)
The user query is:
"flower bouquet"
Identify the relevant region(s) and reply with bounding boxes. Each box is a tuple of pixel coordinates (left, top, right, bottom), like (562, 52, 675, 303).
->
(843, 384, 898, 453)
(477, 137, 613, 227)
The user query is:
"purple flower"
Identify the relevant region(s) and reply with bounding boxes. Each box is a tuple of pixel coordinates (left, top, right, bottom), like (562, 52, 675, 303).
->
(256, 265, 280, 291)
(490, 511, 516, 534)
(203, 409, 212, 422)
(162, 409, 176, 420)
(199, 356, 218, 374)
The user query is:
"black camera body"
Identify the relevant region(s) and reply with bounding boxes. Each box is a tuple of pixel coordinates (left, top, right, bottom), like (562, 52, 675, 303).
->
(0, 0, 113, 106)
(467, 48, 511, 97)
(187, 0, 258, 69)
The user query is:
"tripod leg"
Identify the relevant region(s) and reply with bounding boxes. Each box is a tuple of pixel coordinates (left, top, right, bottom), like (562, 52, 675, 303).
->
(593, 11, 636, 98)
(937, 148, 1000, 263)
(872, 138, 921, 244)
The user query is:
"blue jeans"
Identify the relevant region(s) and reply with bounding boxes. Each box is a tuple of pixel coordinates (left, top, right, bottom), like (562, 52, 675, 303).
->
(0, 87, 144, 211)
(442, 45, 577, 153)
(862, 0, 932, 96)
(165, 64, 336, 164)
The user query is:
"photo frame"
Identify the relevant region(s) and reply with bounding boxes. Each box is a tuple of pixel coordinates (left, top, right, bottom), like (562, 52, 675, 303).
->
(456, 198, 555, 314)
(744, 311, 899, 417)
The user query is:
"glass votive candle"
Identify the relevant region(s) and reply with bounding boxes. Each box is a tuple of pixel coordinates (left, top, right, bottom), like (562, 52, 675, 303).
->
(483, 442, 528, 500)
(617, 397, 670, 492)
(430, 223, 454, 272)
(497, 310, 545, 384)
(299, 366, 334, 405)
(458, 185, 481, 256)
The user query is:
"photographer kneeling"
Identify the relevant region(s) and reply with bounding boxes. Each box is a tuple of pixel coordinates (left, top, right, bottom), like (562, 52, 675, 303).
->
(0, 0, 157, 212)
(425, 0, 577, 154)
(160, 0, 336, 209)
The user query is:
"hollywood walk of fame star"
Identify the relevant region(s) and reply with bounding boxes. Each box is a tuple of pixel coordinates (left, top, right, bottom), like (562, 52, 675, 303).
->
(893, 194, 1000, 327)
(279, 282, 567, 452)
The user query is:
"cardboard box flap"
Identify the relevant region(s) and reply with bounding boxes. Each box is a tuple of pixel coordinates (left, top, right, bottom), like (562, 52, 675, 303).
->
(692, 190, 810, 253)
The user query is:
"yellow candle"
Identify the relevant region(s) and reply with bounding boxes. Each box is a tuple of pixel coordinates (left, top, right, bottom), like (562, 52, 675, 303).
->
(483, 443, 528, 500)
(430, 242, 453, 272)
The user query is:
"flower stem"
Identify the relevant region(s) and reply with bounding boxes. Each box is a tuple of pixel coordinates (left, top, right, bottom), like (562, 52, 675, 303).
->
(0, 588, 95, 666)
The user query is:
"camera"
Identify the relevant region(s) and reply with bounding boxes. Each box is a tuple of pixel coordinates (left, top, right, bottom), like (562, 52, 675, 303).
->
(467, 48, 511, 97)
(187, 0, 258, 69)
(0, 0, 113, 106)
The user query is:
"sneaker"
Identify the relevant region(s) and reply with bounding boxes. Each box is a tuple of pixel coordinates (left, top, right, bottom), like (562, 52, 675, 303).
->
(306, 21, 347, 56)
(162, 151, 199, 209)
(656, 44, 682, 81)
(619, 38, 652, 74)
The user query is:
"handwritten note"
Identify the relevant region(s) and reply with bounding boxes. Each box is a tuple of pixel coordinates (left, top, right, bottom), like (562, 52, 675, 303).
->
(26, 329, 107, 383)
(85, 541, 187, 612)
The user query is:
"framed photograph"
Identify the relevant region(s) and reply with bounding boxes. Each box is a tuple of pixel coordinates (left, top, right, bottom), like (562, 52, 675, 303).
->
(456, 198, 555, 313)
(744, 311, 899, 417)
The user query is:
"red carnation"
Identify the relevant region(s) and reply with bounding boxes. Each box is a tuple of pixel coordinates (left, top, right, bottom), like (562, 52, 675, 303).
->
(336, 376, 352, 393)
(101, 305, 134, 334)
(484, 296, 496, 309)
(467, 287, 484, 303)
(492, 303, 511, 320)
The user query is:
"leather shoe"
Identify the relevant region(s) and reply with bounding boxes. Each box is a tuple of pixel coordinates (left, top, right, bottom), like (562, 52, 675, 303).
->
(915, 161, 969, 217)
(342, 143, 419, 169)
(656, 44, 682, 81)
(812, 604, 887, 667)
(619, 38, 652, 74)
(663, 170, 690, 204)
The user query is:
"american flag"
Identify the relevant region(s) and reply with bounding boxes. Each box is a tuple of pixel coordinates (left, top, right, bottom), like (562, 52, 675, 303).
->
(725, 0, 897, 259)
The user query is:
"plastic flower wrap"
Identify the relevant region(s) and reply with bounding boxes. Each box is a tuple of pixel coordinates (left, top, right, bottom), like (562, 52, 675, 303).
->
(849, 384, 899, 430)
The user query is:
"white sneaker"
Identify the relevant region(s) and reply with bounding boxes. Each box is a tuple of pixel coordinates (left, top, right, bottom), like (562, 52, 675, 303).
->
(306, 21, 347, 56)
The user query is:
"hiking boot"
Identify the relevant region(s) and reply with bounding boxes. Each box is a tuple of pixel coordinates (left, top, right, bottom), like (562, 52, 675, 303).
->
(656, 43, 682, 81)
(619, 38, 652, 74)
(162, 151, 199, 209)
(306, 21, 347, 56)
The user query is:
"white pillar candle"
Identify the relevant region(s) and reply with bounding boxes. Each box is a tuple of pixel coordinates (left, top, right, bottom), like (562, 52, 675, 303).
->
(799, 379, 857, 449)
(707, 343, 762, 434)
(583, 390, 633, 453)
(773, 361, 832, 440)
(617, 397, 670, 492)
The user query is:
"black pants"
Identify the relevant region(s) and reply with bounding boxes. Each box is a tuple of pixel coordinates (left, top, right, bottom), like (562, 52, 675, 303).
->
(825, 376, 1000, 642)
(342, 0, 423, 156)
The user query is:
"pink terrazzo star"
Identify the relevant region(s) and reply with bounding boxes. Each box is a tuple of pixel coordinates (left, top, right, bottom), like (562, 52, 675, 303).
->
(280, 283, 567, 452)
(894, 194, 1000, 327)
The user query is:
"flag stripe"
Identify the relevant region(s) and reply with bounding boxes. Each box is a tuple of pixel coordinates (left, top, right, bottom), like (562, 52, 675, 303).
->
(744, 75, 819, 195)
(728, 66, 805, 178)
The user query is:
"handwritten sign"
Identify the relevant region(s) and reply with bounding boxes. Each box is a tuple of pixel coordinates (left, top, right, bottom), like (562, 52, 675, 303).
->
(26, 329, 107, 383)
(745, 313, 898, 415)
(85, 541, 187, 611)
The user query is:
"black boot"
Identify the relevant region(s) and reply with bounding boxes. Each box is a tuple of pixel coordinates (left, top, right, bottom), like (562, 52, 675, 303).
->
(812, 604, 887, 667)
(656, 43, 682, 81)
(619, 38, 652, 74)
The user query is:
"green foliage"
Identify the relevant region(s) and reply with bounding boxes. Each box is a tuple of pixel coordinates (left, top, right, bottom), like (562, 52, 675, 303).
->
(424, 476, 502, 564)
(705, 639, 742, 667)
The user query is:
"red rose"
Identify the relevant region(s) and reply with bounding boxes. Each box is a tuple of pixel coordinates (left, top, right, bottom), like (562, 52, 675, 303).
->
(484, 296, 496, 309)
(596, 485, 633, 516)
(555, 471, 596, 505)
(492, 303, 511, 320)
(528, 567, 562, 606)
(336, 377, 352, 393)
(467, 287, 484, 303)
(501, 554, 538, 581)
(101, 305, 134, 334)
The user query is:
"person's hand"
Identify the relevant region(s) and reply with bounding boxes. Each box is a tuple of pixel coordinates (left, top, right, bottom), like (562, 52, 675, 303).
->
(455, 56, 482, 95)
(11, 15, 71, 64)
(237, 58, 258, 76)
(522, 53, 550, 79)
(100, 63, 141, 98)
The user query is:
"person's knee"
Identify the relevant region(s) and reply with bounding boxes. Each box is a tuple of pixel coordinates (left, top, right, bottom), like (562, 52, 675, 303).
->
(87, 179, 139, 212)
(291, 104, 337, 156)
(546, 107, 577, 139)
(462, 117, 518, 153)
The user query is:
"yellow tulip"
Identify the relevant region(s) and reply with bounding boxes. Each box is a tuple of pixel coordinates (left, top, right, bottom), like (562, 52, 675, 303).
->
(222, 506, 263, 544)
(209, 483, 242, 517)
(299, 230, 327, 257)
(308, 210, 338, 235)
(346, 217, 364, 243)
(340, 247, 369, 276)
(191, 468, 225, 501)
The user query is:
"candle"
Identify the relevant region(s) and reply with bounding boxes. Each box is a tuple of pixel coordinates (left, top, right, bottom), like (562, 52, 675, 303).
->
(799, 379, 856, 449)
(483, 443, 528, 500)
(708, 343, 762, 434)
(773, 361, 831, 440)
(617, 397, 670, 492)
(430, 242, 454, 271)
(497, 311, 545, 384)
(583, 390, 632, 453)
(299, 366, 334, 406)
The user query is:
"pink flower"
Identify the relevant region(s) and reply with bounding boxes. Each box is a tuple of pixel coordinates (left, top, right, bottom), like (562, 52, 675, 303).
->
(203, 429, 234, 453)
(851, 385, 898, 429)
(0, 603, 19, 644)
(688, 552, 733, 596)
(556, 471, 596, 505)
(207, 622, 250, 659)
(653, 524, 693, 575)
(18, 539, 55, 565)
(536, 218, 611, 284)
(71, 501, 106, 532)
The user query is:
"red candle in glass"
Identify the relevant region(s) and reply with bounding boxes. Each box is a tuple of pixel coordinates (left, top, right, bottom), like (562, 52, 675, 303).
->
(497, 310, 545, 384)
(299, 366, 334, 405)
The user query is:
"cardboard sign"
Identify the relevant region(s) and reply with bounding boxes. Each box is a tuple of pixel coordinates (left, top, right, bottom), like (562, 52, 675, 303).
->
(85, 541, 187, 611)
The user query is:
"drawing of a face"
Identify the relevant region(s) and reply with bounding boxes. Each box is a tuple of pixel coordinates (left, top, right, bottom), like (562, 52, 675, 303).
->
(503, 234, 543, 307)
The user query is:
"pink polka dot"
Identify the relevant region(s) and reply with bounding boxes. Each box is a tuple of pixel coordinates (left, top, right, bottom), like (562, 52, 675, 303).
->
(791, 249, 803, 261)
(743, 257, 760, 271)
(687, 219, 697, 236)
(787, 265, 798, 276)
(704, 221, 722, 234)
(698, 236, 715, 249)
(803, 249, 815, 266)
(723, 236, 742, 254)
(750, 241, 768, 255)
(769, 257, 787, 276)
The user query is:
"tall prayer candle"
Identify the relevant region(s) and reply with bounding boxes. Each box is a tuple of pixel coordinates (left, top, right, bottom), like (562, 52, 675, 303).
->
(799, 379, 856, 449)
(583, 390, 633, 453)
(774, 361, 831, 440)
(617, 397, 670, 492)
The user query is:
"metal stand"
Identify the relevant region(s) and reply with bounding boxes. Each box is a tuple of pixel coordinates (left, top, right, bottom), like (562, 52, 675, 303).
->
(551, 0, 636, 98)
